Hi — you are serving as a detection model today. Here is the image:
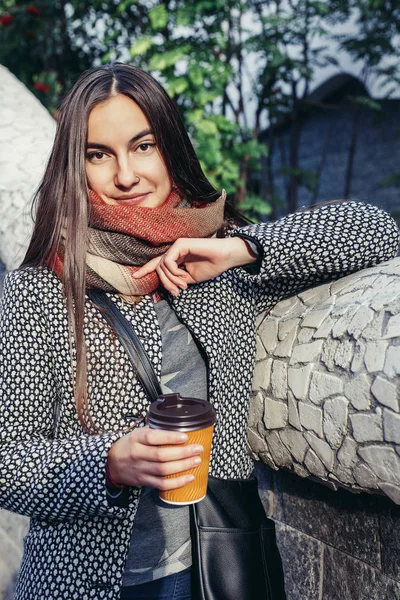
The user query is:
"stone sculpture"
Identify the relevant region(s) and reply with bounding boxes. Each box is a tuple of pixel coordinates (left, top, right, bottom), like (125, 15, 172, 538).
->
(250, 257, 400, 504)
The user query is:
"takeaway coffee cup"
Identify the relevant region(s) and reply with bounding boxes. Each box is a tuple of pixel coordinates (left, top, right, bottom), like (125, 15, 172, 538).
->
(146, 393, 217, 505)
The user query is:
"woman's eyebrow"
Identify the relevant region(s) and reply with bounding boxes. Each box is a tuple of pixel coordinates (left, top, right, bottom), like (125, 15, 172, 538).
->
(86, 128, 154, 150)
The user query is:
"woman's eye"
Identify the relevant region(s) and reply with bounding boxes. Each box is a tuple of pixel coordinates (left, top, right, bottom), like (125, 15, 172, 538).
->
(137, 142, 155, 153)
(87, 151, 106, 161)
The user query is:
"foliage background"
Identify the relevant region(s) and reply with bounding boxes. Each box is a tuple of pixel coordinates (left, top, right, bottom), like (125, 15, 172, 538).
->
(1, 0, 400, 218)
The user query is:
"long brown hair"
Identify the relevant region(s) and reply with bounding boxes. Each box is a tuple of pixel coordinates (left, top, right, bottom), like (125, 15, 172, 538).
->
(22, 64, 246, 432)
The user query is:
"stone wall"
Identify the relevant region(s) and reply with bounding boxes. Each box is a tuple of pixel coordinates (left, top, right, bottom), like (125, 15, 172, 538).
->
(248, 257, 400, 599)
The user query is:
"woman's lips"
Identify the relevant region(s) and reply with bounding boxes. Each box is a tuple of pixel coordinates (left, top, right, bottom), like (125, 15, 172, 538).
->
(113, 192, 150, 206)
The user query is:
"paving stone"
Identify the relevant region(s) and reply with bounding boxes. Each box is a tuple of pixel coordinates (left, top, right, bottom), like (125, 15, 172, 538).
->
(287, 364, 313, 401)
(259, 448, 278, 470)
(334, 463, 356, 486)
(274, 523, 323, 600)
(274, 327, 297, 358)
(313, 315, 336, 339)
(321, 339, 340, 372)
(298, 283, 331, 305)
(358, 445, 400, 486)
(344, 373, 372, 410)
(383, 313, 400, 339)
(323, 545, 400, 600)
(255, 333, 267, 360)
(309, 371, 344, 405)
(350, 409, 383, 443)
(304, 448, 327, 478)
(301, 305, 333, 329)
(371, 375, 398, 411)
(362, 311, 385, 341)
(278, 318, 300, 341)
(351, 340, 366, 372)
(266, 430, 293, 469)
(270, 296, 301, 317)
(257, 318, 278, 354)
(347, 305, 374, 338)
(280, 429, 309, 463)
(331, 305, 359, 339)
(248, 391, 265, 429)
(333, 290, 362, 309)
(379, 483, 400, 505)
(337, 436, 359, 470)
(353, 462, 379, 489)
(270, 360, 288, 400)
(252, 357, 272, 392)
(287, 391, 302, 431)
(384, 346, 400, 378)
(289, 339, 324, 365)
(296, 327, 315, 344)
(383, 409, 400, 444)
(331, 272, 365, 295)
(369, 280, 400, 312)
(334, 339, 354, 369)
(323, 396, 349, 449)
(298, 402, 323, 437)
(292, 462, 310, 479)
(247, 428, 267, 459)
(364, 340, 388, 373)
(305, 432, 334, 471)
(263, 397, 288, 430)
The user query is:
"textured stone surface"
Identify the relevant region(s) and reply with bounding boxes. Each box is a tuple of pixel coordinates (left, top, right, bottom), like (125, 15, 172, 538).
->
(275, 523, 323, 600)
(0, 510, 29, 599)
(0, 65, 55, 269)
(323, 545, 400, 600)
(323, 396, 349, 449)
(251, 257, 400, 503)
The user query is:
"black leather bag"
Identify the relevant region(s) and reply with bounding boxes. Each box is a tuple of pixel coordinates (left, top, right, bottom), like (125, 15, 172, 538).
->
(89, 290, 286, 600)
(190, 476, 286, 600)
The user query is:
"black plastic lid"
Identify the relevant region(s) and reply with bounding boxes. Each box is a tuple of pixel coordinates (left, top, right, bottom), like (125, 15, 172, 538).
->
(146, 393, 217, 432)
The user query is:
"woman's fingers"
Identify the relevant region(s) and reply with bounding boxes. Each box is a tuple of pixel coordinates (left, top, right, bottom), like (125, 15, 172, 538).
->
(133, 256, 161, 278)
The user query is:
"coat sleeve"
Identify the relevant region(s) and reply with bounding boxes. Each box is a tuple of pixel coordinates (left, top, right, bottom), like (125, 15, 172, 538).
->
(0, 271, 139, 523)
(231, 201, 399, 315)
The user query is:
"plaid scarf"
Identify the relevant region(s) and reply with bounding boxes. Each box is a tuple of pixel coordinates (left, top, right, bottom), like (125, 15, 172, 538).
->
(51, 189, 226, 296)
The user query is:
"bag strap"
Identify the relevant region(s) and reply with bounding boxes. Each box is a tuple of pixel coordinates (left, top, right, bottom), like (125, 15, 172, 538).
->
(87, 289, 162, 403)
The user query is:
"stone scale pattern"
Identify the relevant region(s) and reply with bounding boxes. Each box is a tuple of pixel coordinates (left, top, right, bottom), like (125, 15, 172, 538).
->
(249, 256, 400, 504)
(0, 65, 55, 270)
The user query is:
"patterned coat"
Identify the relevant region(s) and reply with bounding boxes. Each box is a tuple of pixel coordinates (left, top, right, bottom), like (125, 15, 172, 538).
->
(0, 202, 398, 600)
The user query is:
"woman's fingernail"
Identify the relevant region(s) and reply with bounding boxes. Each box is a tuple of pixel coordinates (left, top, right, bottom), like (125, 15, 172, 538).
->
(187, 475, 195, 482)
(192, 457, 202, 466)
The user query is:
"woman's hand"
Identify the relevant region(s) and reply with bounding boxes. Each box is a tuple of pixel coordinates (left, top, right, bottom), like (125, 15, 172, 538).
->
(133, 237, 257, 296)
(107, 427, 204, 490)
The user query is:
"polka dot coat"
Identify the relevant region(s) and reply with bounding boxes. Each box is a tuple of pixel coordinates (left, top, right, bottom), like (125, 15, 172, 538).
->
(0, 202, 398, 599)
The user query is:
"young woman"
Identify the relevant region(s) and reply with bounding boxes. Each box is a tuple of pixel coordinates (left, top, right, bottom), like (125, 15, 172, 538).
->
(0, 63, 398, 600)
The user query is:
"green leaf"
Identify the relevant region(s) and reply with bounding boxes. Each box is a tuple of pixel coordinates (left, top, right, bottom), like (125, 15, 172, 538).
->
(168, 77, 189, 96)
(149, 4, 169, 30)
(129, 37, 154, 57)
(196, 120, 219, 135)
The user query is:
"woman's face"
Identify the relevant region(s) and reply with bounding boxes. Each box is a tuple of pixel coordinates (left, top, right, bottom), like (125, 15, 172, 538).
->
(85, 94, 172, 208)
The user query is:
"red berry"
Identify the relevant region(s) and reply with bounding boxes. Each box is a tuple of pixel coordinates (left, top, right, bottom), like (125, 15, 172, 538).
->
(27, 5, 40, 16)
(34, 82, 51, 93)
(0, 14, 14, 26)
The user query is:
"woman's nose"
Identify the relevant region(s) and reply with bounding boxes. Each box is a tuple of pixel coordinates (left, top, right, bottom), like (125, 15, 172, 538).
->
(115, 159, 139, 189)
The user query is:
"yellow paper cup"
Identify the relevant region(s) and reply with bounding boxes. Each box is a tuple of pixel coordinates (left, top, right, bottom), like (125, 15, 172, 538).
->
(146, 394, 217, 505)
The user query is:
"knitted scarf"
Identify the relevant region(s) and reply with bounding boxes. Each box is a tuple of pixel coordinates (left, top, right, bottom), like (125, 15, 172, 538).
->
(51, 188, 226, 296)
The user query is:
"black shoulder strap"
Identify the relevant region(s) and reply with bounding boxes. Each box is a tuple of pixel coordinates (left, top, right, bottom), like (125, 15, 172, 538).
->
(87, 289, 162, 403)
